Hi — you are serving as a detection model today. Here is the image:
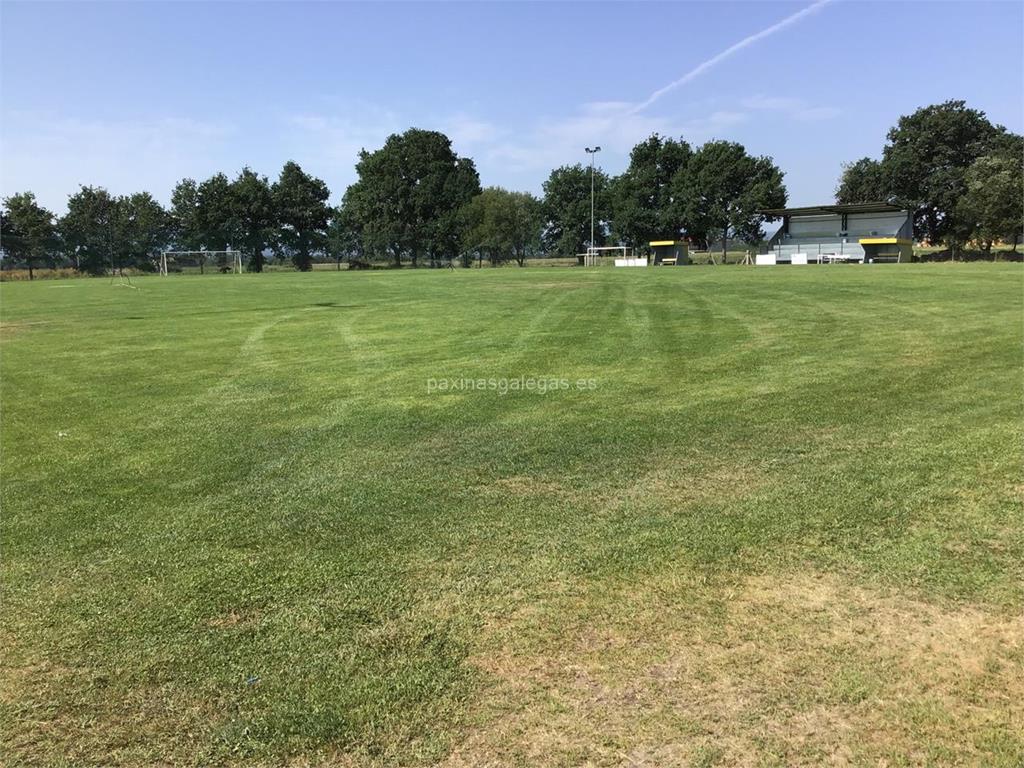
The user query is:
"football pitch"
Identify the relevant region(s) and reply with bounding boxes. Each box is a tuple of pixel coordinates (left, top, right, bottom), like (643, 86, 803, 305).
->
(2, 264, 1022, 766)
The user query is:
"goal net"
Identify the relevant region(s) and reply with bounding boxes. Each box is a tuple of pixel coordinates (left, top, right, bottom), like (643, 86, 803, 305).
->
(159, 250, 243, 275)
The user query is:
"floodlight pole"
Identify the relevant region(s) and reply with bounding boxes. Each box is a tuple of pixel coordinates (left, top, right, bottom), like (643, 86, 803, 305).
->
(585, 146, 601, 264)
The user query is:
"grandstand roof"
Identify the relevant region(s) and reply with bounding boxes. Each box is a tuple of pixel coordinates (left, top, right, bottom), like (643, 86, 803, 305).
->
(758, 202, 906, 218)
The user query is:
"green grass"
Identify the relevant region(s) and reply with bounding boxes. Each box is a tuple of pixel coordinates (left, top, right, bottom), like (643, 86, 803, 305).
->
(2, 264, 1022, 766)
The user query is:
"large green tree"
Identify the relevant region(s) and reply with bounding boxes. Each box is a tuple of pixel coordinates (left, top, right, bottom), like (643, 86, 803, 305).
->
(343, 129, 480, 267)
(836, 101, 1018, 256)
(611, 135, 692, 248)
(112, 192, 169, 271)
(326, 203, 365, 267)
(169, 178, 204, 251)
(541, 164, 611, 264)
(461, 187, 543, 267)
(835, 158, 889, 204)
(195, 172, 237, 254)
(60, 186, 118, 275)
(427, 156, 482, 266)
(170, 175, 233, 272)
(339, 178, 394, 265)
(959, 135, 1024, 255)
(1, 192, 58, 279)
(674, 140, 786, 259)
(883, 100, 1004, 253)
(273, 161, 331, 272)
(229, 168, 276, 272)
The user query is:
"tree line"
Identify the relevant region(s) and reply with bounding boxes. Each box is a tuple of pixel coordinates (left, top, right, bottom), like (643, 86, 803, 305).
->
(837, 100, 1023, 257)
(1, 161, 332, 277)
(337, 128, 786, 268)
(3, 100, 1020, 277)
(0, 129, 785, 276)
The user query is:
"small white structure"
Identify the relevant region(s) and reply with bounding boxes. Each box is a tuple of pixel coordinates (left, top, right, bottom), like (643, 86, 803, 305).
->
(755, 253, 776, 266)
(581, 246, 643, 267)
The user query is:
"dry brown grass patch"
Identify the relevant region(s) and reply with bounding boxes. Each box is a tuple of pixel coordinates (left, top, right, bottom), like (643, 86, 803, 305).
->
(613, 464, 764, 509)
(488, 475, 575, 499)
(479, 463, 766, 513)
(0, 637, 226, 767)
(445, 571, 1024, 767)
(0, 320, 51, 340)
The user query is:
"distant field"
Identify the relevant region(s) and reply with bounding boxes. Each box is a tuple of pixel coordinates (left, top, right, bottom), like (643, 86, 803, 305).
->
(2, 242, 1019, 281)
(2, 264, 1022, 767)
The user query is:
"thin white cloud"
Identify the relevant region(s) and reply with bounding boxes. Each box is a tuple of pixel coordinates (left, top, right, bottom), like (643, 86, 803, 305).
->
(581, 101, 637, 116)
(280, 3, 838, 194)
(485, 104, 670, 174)
(0, 112, 235, 212)
(285, 109, 505, 200)
(795, 105, 842, 121)
(484, 103, 756, 178)
(442, 114, 500, 148)
(628, 0, 835, 114)
(693, 110, 749, 129)
(2, 94, 830, 215)
(282, 106, 402, 198)
(742, 94, 842, 122)
(741, 95, 803, 111)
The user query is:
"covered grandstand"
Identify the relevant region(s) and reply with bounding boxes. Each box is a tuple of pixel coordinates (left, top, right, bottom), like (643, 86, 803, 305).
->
(760, 202, 914, 263)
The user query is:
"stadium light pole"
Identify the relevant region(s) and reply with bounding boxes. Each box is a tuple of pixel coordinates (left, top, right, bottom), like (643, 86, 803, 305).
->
(585, 146, 601, 262)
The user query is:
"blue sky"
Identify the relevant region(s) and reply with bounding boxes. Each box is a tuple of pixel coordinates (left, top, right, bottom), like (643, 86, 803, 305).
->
(2, 1, 1021, 213)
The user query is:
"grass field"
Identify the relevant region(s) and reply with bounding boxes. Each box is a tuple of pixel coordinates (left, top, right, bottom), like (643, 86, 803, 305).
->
(2, 264, 1022, 767)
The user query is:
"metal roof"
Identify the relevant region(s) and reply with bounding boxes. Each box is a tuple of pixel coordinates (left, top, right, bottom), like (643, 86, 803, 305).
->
(758, 202, 906, 217)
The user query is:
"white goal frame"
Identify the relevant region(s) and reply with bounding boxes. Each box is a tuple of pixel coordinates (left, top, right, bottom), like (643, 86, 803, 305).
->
(159, 250, 243, 275)
(579, 246, 638, 267)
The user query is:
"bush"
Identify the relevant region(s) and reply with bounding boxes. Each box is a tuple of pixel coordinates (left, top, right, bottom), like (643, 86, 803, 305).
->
(0, 268, 83, 282)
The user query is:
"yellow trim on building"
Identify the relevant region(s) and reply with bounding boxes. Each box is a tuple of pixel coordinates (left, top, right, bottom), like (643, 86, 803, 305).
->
(858, 237, 912, 245)
(649, 240, 677, 246)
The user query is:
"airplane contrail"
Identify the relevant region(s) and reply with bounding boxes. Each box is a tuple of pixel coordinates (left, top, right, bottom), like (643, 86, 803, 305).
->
(628, 0, 835, 114)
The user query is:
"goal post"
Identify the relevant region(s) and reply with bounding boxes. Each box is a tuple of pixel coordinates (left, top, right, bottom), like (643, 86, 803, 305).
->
(579, 246, 642, 267)
(159, 250, 243, 275)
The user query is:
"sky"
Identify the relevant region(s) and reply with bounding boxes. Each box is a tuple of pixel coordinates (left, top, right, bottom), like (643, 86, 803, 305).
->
(2, 1, 1022, 213)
